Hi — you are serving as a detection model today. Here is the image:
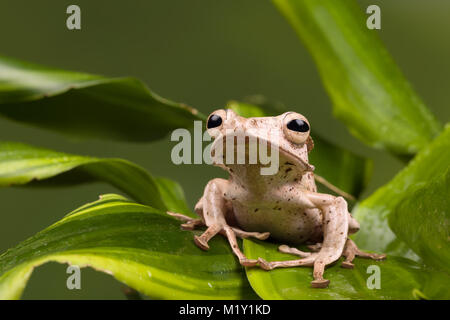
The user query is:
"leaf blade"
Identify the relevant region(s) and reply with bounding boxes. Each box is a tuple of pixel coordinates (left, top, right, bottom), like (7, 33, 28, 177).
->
(389, 170, 450, 273)
(0, 56, 204, 142)
(243, 239, 450, 300)
(0, 195, 256, 300)
(0, 141, 168, 210)
(353, 125, 450, 257)
(272, 0, 441, 156)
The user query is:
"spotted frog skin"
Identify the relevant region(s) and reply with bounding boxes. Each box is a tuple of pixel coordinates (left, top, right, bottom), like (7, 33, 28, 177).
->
(168, 109, 385, 288)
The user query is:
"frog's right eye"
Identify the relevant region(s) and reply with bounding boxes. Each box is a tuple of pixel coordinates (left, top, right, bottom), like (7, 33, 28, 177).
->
(207, 114, 223, 129)
(282, 112, 310, 145)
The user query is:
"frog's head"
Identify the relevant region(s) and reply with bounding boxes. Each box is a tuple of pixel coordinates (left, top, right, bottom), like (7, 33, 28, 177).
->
(205, 109, 314, 175)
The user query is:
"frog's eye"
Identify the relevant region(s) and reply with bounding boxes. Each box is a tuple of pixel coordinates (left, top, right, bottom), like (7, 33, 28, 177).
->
(282, 112, 310, 144)
(206, 109, 227, 138)
(287, 119, 309, 133)
(207, 114, 223, 129)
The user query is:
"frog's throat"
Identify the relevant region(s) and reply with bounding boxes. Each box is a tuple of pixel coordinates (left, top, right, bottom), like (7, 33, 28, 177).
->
(209, 134, 314, 172)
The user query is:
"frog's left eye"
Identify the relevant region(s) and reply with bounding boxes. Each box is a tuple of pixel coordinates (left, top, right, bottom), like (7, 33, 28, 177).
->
(283, 112, 310, 144)
(206, 109, 227, 138)
(207, 114, 223, 129)
(287, 119, 309, 132)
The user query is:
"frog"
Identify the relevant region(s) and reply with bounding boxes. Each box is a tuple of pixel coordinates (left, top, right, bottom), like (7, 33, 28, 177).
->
(168, 109, 386, 288)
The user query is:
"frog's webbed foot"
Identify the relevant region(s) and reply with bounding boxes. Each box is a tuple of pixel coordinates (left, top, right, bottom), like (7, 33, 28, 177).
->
(341, 239, 386, 269)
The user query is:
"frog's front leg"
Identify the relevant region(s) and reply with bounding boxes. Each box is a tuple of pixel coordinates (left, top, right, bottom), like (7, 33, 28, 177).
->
(177, 178, 268, 267)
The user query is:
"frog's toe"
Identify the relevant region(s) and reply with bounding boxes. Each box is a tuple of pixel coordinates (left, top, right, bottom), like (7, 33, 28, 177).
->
(257, 258, 273, 271)
(239, 258, 259, 267)
(311, 279, 330, 288)
(194, 235, 210, 250)
(341, 261, 354, 269)
(167, 211, 194, 222)
(231, 228, 270, 240)
(344, 238, 387, 262)
(257, 232, 271, 240)
(278, 244, 312, 258)
(181, 219, 203, 230)
(370, 253, 387, 261)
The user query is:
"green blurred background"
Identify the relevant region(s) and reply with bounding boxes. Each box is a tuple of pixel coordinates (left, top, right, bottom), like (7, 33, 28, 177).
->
(0, 0, 448, 299)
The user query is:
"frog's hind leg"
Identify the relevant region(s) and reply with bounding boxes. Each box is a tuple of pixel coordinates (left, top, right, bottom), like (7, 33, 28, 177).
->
(266, 193, 350, 288)
(341, 239, 386, 269)
(222, 226, 261, 267)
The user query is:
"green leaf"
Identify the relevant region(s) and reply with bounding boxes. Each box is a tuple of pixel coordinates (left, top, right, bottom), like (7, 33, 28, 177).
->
(0, 194, 257, 299)
(243, 239, 450, 299)
(0, 141, 170, 210)
(227, 100, 372, 198)
(308, 137, 372, 199)
(272, 0, 441, 157)
(153, 176, 195, 216)
(0, 55, 204, 142)
(353, 125, 450, 257)
(227, 100, 283, 118)
(389, 170, 450, 273)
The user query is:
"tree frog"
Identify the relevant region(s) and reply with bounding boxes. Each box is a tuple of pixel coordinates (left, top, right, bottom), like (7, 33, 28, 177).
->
(168, 109, 385, 288)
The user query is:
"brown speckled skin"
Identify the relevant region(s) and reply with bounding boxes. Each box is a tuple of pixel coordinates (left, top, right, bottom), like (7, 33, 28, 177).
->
(225, 159, 323, 245)
(168, 109, 386, 288)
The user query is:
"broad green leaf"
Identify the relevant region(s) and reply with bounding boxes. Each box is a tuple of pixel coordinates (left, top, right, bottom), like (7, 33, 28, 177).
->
(227, 100, 283, 118)
(353, 125, 450, 257)
(0, 194, 257, 300)
(272, 0, 441, 157)
(244, 239, 450, 300)
(0, 141, 170, 210)
(0, 55, 204, 142)
(389, 170, 450, 273)
(153, 176, 195, 216)
(228, 100, 372, 198)
(308, 137, 372, 200)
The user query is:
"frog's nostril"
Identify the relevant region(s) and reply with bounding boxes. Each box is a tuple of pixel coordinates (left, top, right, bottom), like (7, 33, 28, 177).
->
(207, 114, 223, 129)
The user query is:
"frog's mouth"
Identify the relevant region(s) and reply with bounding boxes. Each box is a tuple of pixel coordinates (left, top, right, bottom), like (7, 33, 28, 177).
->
(210, 133, 314, 173)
